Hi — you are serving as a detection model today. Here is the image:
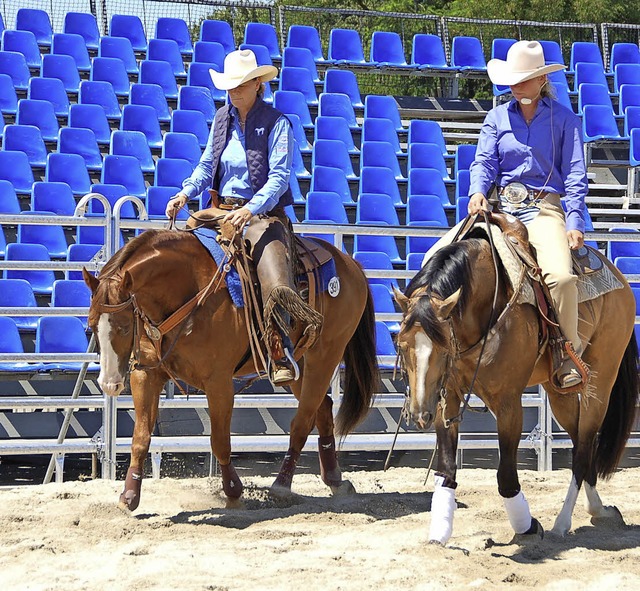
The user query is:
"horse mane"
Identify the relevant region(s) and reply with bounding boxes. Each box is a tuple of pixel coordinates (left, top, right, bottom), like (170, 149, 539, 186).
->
(403, 239, 484, 346)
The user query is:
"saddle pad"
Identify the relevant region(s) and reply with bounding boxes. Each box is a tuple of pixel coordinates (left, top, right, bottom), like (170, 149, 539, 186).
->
(573, 246, 624, 303)
(296, 237, 337, 293)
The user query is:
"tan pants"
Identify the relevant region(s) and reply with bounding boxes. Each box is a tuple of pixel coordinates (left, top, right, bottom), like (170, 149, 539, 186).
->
(526, 196, 581, 354)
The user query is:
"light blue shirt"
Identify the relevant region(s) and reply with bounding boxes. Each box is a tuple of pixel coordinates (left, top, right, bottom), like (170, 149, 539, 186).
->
(469, 97, 588, 233)
(181, 105, 293, 216)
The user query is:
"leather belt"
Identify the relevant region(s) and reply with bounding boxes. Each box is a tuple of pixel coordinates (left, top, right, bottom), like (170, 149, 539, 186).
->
(219, 196, 250, 210)
(499, 184, 559, 210)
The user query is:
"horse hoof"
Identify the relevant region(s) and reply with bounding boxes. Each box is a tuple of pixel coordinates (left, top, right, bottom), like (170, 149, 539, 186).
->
(225, 496, 245, 509)
(270, 482, 293, 499)
(510, 518, 544, 543)
(330, 479, 356, 496)
(591, 505, 626, 528)
(118, 489, 140, 512)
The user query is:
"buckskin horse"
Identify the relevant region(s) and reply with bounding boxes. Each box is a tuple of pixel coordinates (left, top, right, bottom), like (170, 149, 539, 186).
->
(394, 219, 638, 543)
(83, 228, 378, 511)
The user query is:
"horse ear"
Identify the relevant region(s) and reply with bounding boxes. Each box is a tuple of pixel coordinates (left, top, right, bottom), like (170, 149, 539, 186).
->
(431, 288, 462, 321)
(393, 288, 409, 313)
(118, 270, 133, 299)
(82, 267, 99, 294)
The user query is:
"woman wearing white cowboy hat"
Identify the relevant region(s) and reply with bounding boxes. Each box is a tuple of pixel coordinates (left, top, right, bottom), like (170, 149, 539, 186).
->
(468, 40, 589, 390)
(166, 49, 322, 385)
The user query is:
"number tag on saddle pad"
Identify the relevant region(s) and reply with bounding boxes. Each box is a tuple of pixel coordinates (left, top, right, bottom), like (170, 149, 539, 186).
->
(328, 276, 340, 297)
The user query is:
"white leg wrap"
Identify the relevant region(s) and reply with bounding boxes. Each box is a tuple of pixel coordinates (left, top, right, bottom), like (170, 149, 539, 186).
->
(428, 475, 456, 545)
(503, 491, 532, 534)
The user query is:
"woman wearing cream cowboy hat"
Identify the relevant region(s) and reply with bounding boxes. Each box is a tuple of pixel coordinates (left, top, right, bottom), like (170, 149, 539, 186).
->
(166, 49, 322, 385)
(468, 40, 589, 389)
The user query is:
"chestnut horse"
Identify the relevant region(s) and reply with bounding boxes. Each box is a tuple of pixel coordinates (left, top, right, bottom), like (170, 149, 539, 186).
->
(395, 231, 638, 543)
(83, 229, 378, 511)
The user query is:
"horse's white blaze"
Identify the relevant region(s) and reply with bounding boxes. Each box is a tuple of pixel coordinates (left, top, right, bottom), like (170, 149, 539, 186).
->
(552, 475, 579, 535)
(413, 331, 434, 413)
(97, 313, 125, 397)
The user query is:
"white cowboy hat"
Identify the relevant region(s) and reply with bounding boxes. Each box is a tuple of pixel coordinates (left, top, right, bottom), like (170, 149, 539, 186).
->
(486, 40, 565, 86)
(209, 49, 278, 91)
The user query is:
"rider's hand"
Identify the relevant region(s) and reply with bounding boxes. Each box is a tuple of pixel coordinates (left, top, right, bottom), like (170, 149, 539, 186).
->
(567, 230, 584, 250)
(468, 192, 490, 215)
(165, 193, 188, 219)
(223, 206, 253, 232)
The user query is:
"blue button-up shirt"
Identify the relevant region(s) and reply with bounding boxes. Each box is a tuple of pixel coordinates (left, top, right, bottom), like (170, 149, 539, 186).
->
(469, 97, 588, 233)
(181, 106, 293, 216)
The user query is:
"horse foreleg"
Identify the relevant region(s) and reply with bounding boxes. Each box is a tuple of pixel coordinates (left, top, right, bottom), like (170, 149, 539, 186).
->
(206, 381, 243, 501)
(428, 405, 460, 545)
(119, 369, 165, 511)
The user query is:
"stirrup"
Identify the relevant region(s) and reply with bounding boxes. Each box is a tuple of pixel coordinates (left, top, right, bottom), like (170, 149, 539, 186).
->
(267, 349, 300, 386)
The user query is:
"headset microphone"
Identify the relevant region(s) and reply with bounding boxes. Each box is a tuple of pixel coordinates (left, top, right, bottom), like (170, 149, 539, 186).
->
(520, 97, 533, 105)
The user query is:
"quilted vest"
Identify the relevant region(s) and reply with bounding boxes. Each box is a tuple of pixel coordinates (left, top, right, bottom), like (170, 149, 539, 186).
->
(210, 99, 293, 208)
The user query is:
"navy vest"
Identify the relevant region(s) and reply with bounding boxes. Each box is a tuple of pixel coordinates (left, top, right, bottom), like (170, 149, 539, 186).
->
(210, 99, 293, 208)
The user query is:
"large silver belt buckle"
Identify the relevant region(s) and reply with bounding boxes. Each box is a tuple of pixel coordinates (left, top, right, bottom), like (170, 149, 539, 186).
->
(502, 182, 529, 205)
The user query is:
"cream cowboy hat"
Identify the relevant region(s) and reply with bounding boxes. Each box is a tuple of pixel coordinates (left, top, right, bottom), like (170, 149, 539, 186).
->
(486, 40, 565, 86)
(209, 49, 278, 91)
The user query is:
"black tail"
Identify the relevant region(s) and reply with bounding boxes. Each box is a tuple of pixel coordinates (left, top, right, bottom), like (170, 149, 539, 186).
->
(596, 333, 639, 478)
(336, 286, 379, 436)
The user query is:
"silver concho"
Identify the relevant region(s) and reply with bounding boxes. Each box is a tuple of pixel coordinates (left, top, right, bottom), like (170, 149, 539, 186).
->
(145, 325, 162, 341)
(501, 182, 529, 204)
(328, 276, 340, 297)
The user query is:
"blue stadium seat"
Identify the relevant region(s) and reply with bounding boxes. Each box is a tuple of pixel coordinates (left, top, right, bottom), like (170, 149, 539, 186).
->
(619, 84, 640, 116)
(239, 43, 276, 72)
(614, 63, 640, 95)
(147, 186, 189, 220)
(0, 279, 38, 331)
(178, 86, 216, 124)
(406, 252, 424, 271)
(4, 242, 55, 295)
(41, 53, 81, 93)
(99, 36, 138, 74)
(139, 60, 178, 100)
(408, 143, 452, 182)
(318, 92, 359, 129)
(0, 12, 4, 40)
(608, 228, 640, 260)
(0, 225, 5, 258)
(0, 179, 21, 214)
(359, 166, 403, 206)
(88, 183, 136, 218)
(31, 181, 76, 216)
(578, 83, 613, 116)
(456, 194, 471, 224)
(573, 62, 609, 93)
(548, 70, 573, 110)
(66, 243, 101, 280)
(304, 191, 349, 224)
(0, 150, 34, 193)
(408, 168, 452, 208)
(199, 20, 236, 54)
(288, 174, 305, 205)
(16, 98, 59, 142)
(614, 256, 640, 276)
(287, 25, 331, 63)
(58, 127, 102, 172)
(130, 83, 171, 124)
(110, 130, 155, 174)
(362, 118, 402, 154)
(369, 284, 400, 334)
(147, 39, 186, 77)
(375, 321, 397, 365)
(406, 221, 443, 257)
(291, 143, 310, 179)
(16, 8, 52, 48)
(2, 30, 42, 70)
(539, 40, 566, 68)
(0, 73, 18, 115)
(68, 103, 112, 145)
(451, 36, 487, 72)
(279, 66, 318, 106)
(36, 316, 97, 372)
(407, 194, 448, 226)
(360, 141, 404, 180)
(244, 22, 281, 59)
(631, 128, 640, 167)
(78, 80, 121, 120)
(101, 154, 147, 198)
(328, 28, 374, 66)
(162, 132, 203, 168)
(121, 104, 163, 149)
(491, 38, 517, 95)
(193, 40, 226, 68)
(28, 77, 69, 118)
(110, 14, 147, 53)
(45, 152, 91, 196)
(408, 119, 448, 157)
(52, 280, 91, 328)
(76, 214, 125, 249)
(582, 104, 625, 142)
(90, 56, 130, 97)
(570, 42, 604, 72)
(365, 95, 404, 132)
(454, 144, 477, 177)
(456, 170, 471, 204)
(187, 61, 225, 102)
(171, 109, 210, 148)
(52, 32, 91, 72)
(274, 90, 313, 128)
(356, 192, 399, 225)
(0, 50, 30, 90)
(324, 69, 363, 108)
(353, 251, 399, 292)
(17, 211, 68, 259)
(0, 317, 44, 372)
(154, 157, 194, 188)
(370, 31, 414, 69)
(314, 115, 358, 153)
(312, 139, 357, 179)
(287, 113, 311, 154)
(609, 43, 640, 74)
(411, 34, 457, 71)
(354, 231, 403, 265)
(310, 165, 355, 204)
(156, 17, 193, 57)
(625, 105, 640, 135)
(63, 12, 99, 52)
(282, 47, 320, 83)
(3, 124, 47, 168)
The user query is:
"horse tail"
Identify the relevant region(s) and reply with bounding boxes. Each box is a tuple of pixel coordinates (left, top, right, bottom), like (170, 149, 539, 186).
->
(336, 285, 379, 436)
(596, 333, 639, 479)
